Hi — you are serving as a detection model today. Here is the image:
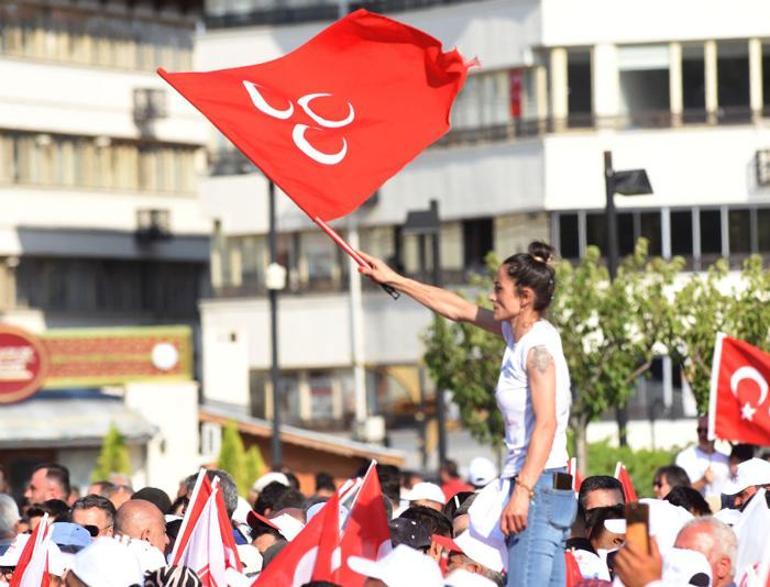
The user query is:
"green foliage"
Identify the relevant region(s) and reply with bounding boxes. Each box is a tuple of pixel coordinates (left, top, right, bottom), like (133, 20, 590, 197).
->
(217, 421, 247, 496)
(586, 439, 678, 499)
(671, 255, 770, 413)
(92, 423, 131, 482)
(423, 254, 505, 448)
(244, 445, 267, 494)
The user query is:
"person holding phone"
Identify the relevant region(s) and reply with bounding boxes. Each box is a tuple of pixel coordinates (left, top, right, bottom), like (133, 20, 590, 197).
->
(358, 240, 576, 587)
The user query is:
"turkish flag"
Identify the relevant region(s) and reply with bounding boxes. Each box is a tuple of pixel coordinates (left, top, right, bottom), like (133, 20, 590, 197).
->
(614, 462, 638, 503)
(338, 464, 392, 587)
(567, 457, 584, 492)
(311, 491, 341, 582)
(158, 9, 470, 223)
(565, 551, 583, 587)
(11, 514, 50, 587)
(709, 334, 770, 445)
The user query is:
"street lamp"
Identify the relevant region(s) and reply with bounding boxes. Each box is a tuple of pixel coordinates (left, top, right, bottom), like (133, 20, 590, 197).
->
(403, 199, 447, 468)
(266, 181, 287, 469)
(604, 150, 653, 446)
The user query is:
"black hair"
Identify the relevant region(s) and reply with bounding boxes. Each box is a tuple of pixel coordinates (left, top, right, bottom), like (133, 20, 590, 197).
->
(300, 582, 341, 587)
(132, 487, 172, 515)
(37, 499, 72, 522)
(284, 471, 300, 491)
(33, 463, 71, 497)
(730, 444, 756, 463)
(272, 488, 306, 512)
(254, 481, 290, 515)
(585, 504, 625, 543)
(72, 494, 117, 526)
(440, 460, 461, 480)
(578, 475, 624, 512)
(354, 463, 401, 506)
(654, 465, 691, 494)
(399, 505, 453, 538)
(664, 486, 712, 516)
(90, 481, 116, 498)
(261, 540, 288, 569)
(314, 472, 336, 493)
(502, 241, 557, 312)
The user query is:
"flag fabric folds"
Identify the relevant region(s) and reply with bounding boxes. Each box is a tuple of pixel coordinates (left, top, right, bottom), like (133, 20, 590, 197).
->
(709, 333, 770, 445)
(171, 470, 242, 586)
(11, 514, 50, 587)
(158, 9, 470, 223)
(614, 462, 638, 503)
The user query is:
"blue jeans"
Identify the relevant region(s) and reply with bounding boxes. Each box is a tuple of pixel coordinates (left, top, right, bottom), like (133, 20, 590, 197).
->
(505, 468, 577, 587)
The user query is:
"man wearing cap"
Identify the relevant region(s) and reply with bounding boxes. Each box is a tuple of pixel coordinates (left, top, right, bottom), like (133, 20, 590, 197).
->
(434, 531, 506, 587)
(51, 522, 92, 553)
(468, 458, 498, 490)
(721, 457, 770, 510)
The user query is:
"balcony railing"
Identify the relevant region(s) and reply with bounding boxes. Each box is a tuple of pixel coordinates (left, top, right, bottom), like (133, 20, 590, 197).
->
(205, 0, 487, 28)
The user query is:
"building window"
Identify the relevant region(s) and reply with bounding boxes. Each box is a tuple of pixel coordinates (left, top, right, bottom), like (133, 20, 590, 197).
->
(759, 209, 770, 252)
(640, 211, 662, 256)
(618, 44, 671, 127)
(618, 212, 635, 256)
(682, 44, 707, 122)
(585, 213, 607, 253)
(567, 49, 592, 127)
(309, 371, 334, 421)
(462, 218, 494, 273)
(699, 209, 722, 256)
(717, 41, 750, 122)
(729, 209, 752, 254)
(558, 213, 580, 259)
(451, 69, 518, 131)
(670, 211, 694, 256)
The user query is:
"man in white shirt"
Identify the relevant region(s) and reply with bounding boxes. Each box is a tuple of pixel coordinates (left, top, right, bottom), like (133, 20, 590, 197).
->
(675, 416, 730, 498)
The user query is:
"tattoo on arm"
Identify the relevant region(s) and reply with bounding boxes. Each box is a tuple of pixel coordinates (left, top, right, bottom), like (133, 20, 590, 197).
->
(529, 345, 554, 374)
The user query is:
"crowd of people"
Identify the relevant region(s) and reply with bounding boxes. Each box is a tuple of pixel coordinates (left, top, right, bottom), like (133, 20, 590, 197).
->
(0, 442, 767, 586)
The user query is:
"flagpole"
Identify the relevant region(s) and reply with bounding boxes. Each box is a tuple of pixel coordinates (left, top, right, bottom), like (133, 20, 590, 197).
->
(269, 180, 283, 469)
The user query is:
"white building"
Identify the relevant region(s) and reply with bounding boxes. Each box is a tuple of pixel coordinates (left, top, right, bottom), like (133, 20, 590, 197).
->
(0, 0, 210, 495)
(197, 0, 770, 448)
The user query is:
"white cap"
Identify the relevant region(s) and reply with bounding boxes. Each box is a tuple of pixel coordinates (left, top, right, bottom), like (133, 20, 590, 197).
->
(713, 507, 742, 527)
(252, 472, 290, 494)
(71, 538, 144, 587)
(444, 568, 497, 587)
(454, 530, 507, 573)
(236, 543, 263, 572)
(347, 544, 443, 586)
(722, 458, 770, 496)
(122, 537, 166, 573)
(268, 513, 305, 541)
(662, 548, 712, 586)
(0, 535, 69, 577)
(405, 482, 446, 506)
(467, 458, 497, 488)
(571, 549, 611, 581)
(603, 519, 627, 535)
(233, 496, 253, 525)
(639, 499, 694, 551)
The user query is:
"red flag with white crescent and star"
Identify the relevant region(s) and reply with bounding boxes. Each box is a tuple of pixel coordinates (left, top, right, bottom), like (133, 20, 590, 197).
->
(158, 9, 471, 225)
(709, 333, 770, 445)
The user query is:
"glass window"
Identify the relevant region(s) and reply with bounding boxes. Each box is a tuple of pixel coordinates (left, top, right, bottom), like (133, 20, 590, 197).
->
(717, 41, 750, 120)
(618, 45, 671, 126)
(763, 42, 770, 113)
(586, 213, 607, 254)
(558, 214, 580, 259)
(278, 373, 301, 425)
(729, 209, 752, 254)
(567, 49, 592, 126)
(640, 211, 662, 256)
(670, 210, 693, 256)
(682, 44, 706, 122)
(618, 212, 635, 256)
(309, 371, 334, 421)
(462, 218, 494, 272)
(700, 210, 722, 255)
(301, 231, 339, 290)
(758, 208, 770, 252)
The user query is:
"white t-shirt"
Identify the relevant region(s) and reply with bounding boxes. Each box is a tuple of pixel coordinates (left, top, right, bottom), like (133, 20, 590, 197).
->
(496, 320, 571, 478)
(675, 445, 730, 498)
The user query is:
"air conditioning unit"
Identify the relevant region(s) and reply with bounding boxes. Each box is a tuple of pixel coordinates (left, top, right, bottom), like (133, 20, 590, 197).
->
(756, 149, 770, 186)
(133, 88, 168, 123)
(136, 209, 172, 243)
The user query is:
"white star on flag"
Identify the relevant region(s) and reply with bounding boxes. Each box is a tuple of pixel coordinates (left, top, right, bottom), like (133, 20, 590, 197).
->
(741, 402, 757, 421)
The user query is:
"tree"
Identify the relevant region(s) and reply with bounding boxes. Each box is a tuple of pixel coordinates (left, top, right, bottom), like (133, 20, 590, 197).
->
(217, 421, 247, 495)
(423, 239, 681, 471)
(92, 423, 131, 482)
(670, 255, 770, 413)
(244, 445, 267, 493)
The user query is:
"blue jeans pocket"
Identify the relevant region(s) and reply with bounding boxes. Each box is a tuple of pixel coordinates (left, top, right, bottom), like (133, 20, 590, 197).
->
(543, 487, 577, 531)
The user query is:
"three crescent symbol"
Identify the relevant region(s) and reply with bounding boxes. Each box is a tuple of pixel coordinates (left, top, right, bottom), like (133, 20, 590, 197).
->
(242, 81, 294, 120)
(292, 124, 347, 166)
(730, 366, 769, 406)
(298, 93, 355, 128)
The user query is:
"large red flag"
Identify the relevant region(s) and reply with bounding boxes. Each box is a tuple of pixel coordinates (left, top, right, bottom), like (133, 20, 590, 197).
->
(311, 492, 341, 582)
(565, 550, 583, 587)
(11, 514, 50, 587)
(614, 462, 638, 503)
(158, 9, 470, 223)
(337, 464, 391, 587)
(709, 333, 770, 445)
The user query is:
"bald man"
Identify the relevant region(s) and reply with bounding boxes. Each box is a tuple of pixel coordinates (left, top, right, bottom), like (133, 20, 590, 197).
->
(115, 499, 169, 553)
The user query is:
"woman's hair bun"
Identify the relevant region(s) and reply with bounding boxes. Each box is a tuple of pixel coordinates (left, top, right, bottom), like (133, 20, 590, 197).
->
(528, 241, 555, 266)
